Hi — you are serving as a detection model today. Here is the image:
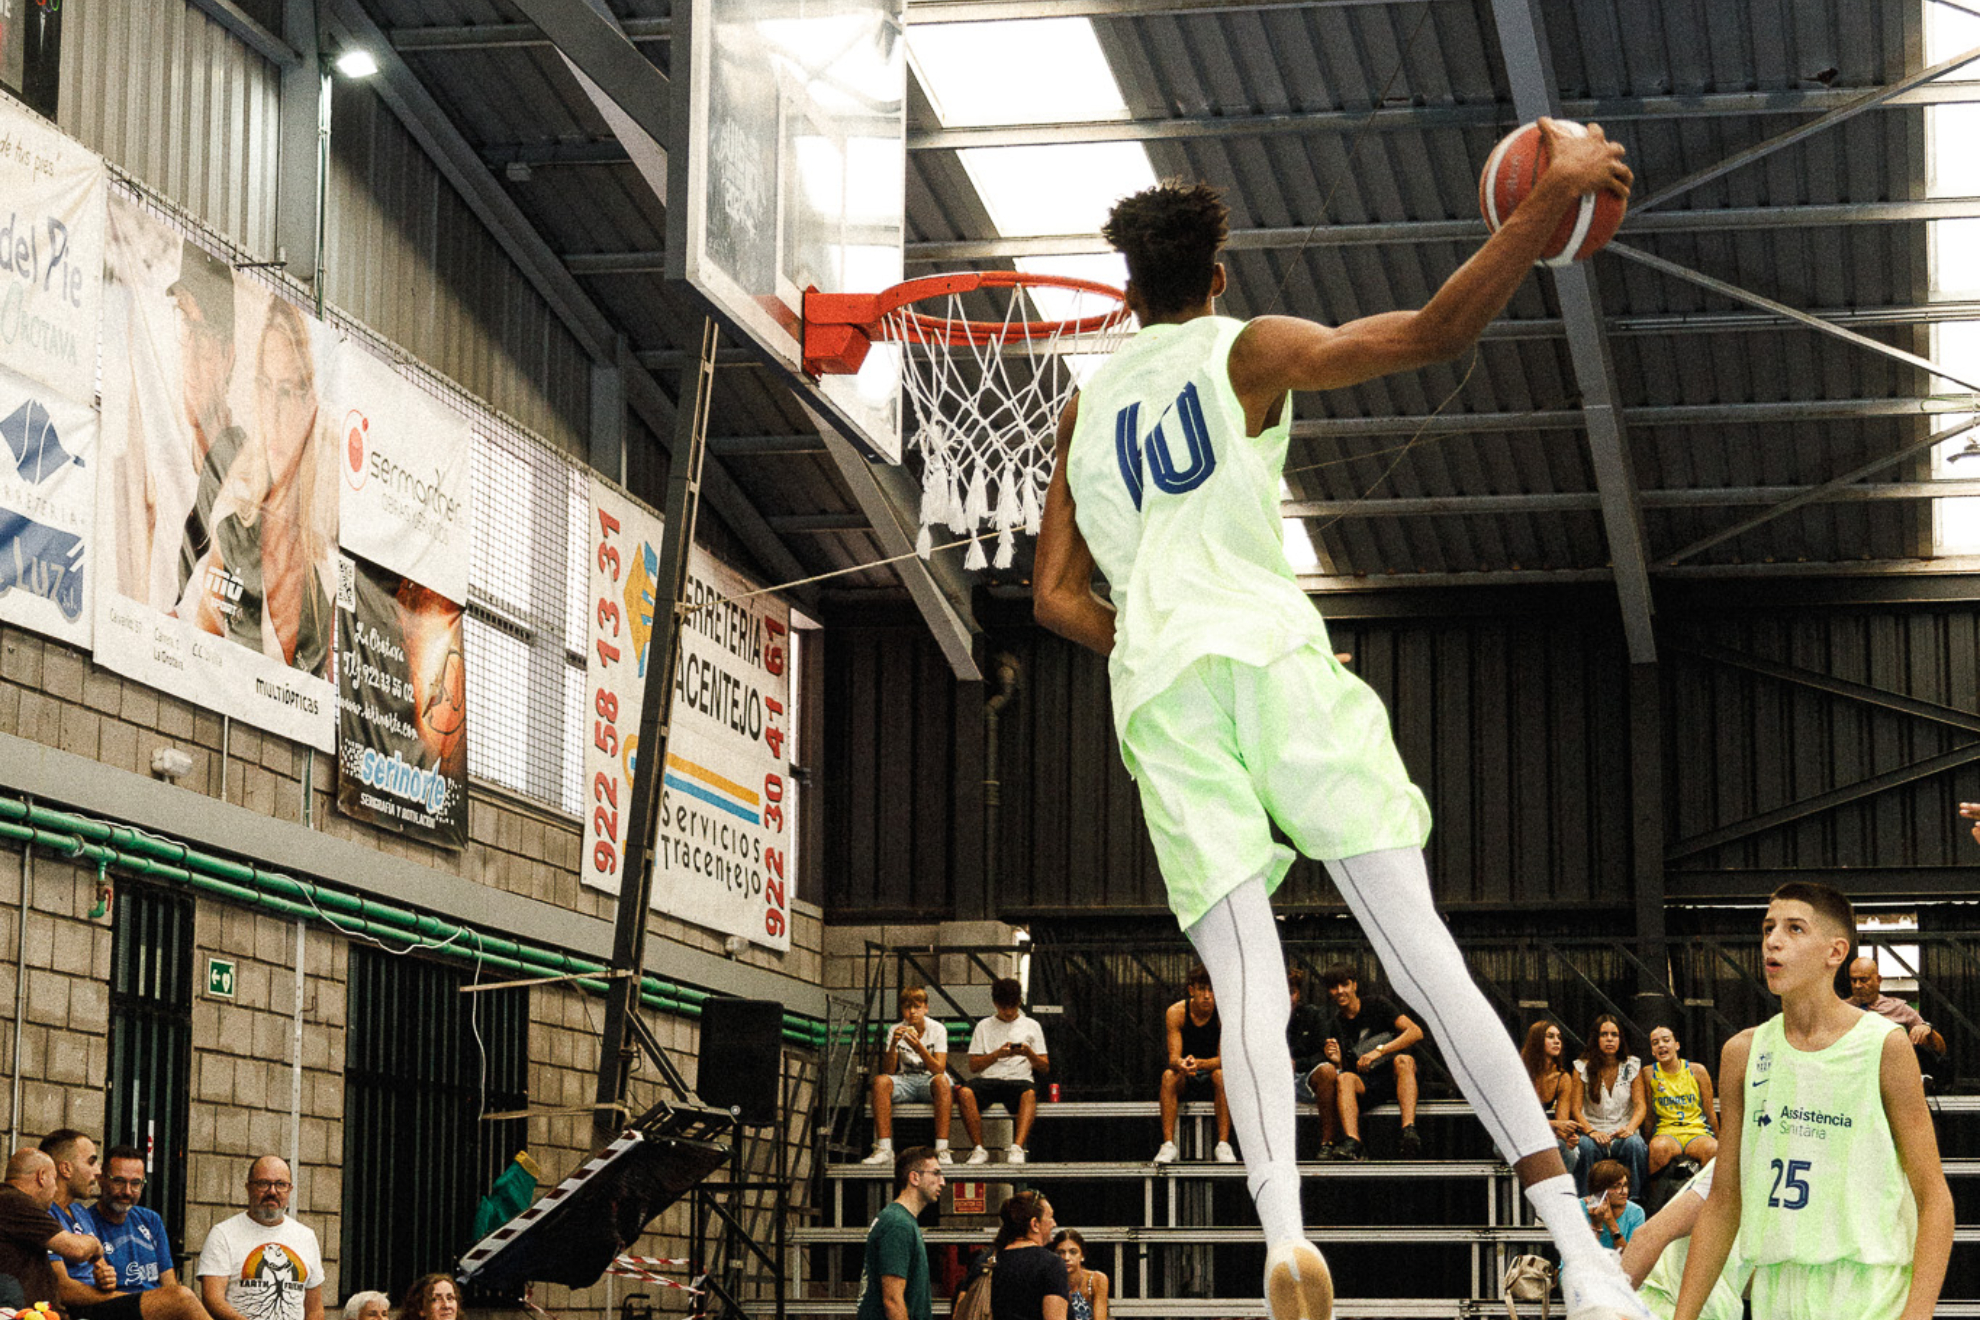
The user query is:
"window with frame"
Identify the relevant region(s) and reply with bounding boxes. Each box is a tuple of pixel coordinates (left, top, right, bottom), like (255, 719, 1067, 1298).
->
(342, 949, 528, 1301)
(105, 884, 195, 1265)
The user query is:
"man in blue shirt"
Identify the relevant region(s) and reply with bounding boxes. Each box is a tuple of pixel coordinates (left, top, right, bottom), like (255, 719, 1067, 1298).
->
(42, 1131, 209, 1320)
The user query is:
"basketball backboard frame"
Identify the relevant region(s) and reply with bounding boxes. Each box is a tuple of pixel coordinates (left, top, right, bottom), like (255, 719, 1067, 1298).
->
(667, 0, 907, 464)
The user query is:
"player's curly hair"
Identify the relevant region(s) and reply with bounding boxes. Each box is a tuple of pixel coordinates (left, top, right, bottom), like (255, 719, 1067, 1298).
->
(1101, 181, 1230, 319)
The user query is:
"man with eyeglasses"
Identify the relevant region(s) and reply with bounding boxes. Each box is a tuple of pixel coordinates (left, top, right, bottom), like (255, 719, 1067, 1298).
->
(41, 1133, 209, 1320)
(196, 1158, 322, 1320)
(854, 1146, 943, 1320)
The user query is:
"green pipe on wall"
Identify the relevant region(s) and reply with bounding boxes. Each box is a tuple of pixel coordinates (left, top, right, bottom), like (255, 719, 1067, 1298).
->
(0, 798, 831, 1050)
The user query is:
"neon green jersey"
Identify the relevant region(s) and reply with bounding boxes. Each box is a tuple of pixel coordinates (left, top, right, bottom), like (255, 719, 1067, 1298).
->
(1066, 316, 1330, 731)
(1739, 1011, 1914, 1267)
(1638, 1160, 1747, 1320)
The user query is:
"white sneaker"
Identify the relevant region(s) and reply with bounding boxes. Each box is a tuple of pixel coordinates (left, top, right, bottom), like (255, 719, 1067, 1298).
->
(1153, 1141, 1179, 1165)
(860, 1145, 892, 1165)
(1006, 1146, 1027, 1165)
(965, 1146, 991, 1166)
(1214, 1141, 1237, 1163)
(1264, 1239, 1333, 1320)
(935, 1148, 953, 1166)
(1560, 1257, 1653, 1320)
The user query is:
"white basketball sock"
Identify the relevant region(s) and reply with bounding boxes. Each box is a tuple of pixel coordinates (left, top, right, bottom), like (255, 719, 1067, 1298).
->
(1524, 1174, 1611, 1273)
(1321, 847, 1556, 1166)
(1186, 877, 1303, 1246)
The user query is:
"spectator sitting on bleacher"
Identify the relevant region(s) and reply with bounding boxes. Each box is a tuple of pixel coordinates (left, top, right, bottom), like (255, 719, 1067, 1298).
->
(1569, 1013, 1649, 1203)
(862, 987, 954, 1167)
(1848, 956, 1948, 1090)
(1521, 1021, 1581, 1188)
(1285, 969, 1339, 1155)
(1584, 1159, 1645, 1249)
(1317, 964, 1424, 1160)
(1153, 964, 1234, 1165)
(1643, 1025, 1716, 1184)
(959, 978, 1050, 1167)
(1050, 1229, 1109, 1320)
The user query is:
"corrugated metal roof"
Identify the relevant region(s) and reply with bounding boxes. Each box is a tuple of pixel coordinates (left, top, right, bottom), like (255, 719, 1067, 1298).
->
(361, 0, 1966, 617)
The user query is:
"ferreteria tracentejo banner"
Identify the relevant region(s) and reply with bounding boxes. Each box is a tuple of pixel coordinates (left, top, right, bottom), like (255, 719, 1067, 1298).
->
(579, 485, 795, 952)
(93, 196, 338, 749)
(0, 95, 105, 650)
(335, 553, 468, 849)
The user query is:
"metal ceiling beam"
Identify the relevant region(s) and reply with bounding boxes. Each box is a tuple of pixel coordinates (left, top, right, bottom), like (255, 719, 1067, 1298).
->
(506, 0, 670, 200)
(1297, 555, 1980, 593)
(1610, 240, 1980, 393)
(389, 19, 670, 52)
(1661, 417, 1980, 567)
(769, 513, 874, 533)
(319, 0, 811, 601)
(1491, 0, 1653, 661)
(1483, 301, 1980, 342)
(1289, 394, 1980, 438)
(906, 197, 1980, 261)
(1282, 479, 1980, 519)
(907, 83, 1980, 151)
(1634, 43, 1980, 213)
(190, 0, 301, 67)
(907, 0, 1433, 17)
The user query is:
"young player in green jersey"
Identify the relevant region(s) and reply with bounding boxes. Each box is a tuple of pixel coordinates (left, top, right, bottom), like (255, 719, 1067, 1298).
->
(1034, 121, 1639, 1320)
(1672, 883, 1953, 1320)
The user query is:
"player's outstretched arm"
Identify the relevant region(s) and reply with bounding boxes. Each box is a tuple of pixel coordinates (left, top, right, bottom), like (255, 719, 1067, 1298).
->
(1620, 1177, 1707, 1288)
(1227, 119, 1630, 410)
(1673, 1031, 1749, 1320)
(1882, 1027, 1953, 1320)
(1034, 395, 1118, 658)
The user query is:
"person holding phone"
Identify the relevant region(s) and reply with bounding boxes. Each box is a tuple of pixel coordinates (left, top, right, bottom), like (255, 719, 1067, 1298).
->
(959, 978, 1050, 1166)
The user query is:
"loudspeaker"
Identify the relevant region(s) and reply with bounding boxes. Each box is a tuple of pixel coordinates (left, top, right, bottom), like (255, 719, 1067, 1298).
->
(696, 997, 783, 1125)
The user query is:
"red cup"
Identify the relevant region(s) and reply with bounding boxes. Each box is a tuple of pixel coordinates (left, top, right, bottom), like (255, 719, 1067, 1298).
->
(1048, 1083, 1060, 1102)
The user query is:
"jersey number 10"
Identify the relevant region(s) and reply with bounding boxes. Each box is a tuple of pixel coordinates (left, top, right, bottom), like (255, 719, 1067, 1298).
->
(1115, 383, 1217, 509)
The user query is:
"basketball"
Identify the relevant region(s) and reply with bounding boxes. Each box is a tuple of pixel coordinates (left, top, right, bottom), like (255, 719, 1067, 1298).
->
(1478, 119, 1626, 266)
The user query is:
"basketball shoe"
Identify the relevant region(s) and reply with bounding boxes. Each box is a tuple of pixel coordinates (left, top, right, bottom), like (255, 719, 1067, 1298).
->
(1560, 1257, 1653, 1320)
(1264, 1240, 1332, 1320)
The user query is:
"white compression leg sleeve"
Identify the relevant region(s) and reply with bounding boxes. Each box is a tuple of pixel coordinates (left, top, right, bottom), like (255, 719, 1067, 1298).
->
(1186, 877, 1303, 1246)
(1320, 847, 1556, 1165)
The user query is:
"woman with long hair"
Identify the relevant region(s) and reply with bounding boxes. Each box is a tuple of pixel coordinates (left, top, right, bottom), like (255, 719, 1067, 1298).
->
(1050, 1228, 1110, 1320)
(1567, 1012, 1649, 1202)
(396, 1275, 458, 1320)
(1520, 1020, 1582, 1191)
(1643, 1023, 1718, 1178)
(989, 1191, 1069, 1320)
(180, 296, 336, 676)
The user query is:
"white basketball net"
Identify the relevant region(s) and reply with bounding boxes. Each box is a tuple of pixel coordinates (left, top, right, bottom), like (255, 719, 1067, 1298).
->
(885, 286, 1130, 571)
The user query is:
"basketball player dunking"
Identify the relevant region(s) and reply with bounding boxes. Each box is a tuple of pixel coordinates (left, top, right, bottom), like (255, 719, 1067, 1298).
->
(1671, 883, 1951, 1320)
(1034, 120, 1641, 1320)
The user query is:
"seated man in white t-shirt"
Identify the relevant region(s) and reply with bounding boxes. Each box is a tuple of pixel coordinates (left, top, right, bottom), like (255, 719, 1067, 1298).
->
(861, 986, 954, 1166)
(959, 977, 1050, 1166)
(196, 1156, 323, 1320)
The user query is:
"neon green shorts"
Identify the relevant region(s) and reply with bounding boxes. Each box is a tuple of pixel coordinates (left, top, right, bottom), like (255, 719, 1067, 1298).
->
(1118, 645, 1432, 930)
(1750, 1260, 1910, 1320)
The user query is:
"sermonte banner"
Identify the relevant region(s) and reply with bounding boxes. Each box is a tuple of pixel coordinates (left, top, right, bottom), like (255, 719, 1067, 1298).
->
(0, 95, 103, 407)
(335, 553, 468, 849)
(327, 344, 471, 605)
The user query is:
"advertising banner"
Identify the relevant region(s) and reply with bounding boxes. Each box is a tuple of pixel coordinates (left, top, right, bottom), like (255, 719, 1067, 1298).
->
(0, 94, 102, 404)
(580, 485, 795, 951)
(335, 553, 468, 849)
(94, 196, 337, 749)
(0, 365, 93, 646)
(328, 345, 471, 604)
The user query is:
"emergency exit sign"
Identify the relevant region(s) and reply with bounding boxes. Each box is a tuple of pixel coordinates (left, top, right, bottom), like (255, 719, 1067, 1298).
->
(205, 957, 236, 1000)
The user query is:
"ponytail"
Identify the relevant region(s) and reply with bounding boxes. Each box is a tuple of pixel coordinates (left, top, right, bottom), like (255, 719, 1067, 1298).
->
(992, 1191, 1047, 1250)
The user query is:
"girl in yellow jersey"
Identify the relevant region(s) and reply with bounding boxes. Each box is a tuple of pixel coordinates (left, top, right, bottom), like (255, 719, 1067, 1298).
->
(1644, 1025, 1717, 1180)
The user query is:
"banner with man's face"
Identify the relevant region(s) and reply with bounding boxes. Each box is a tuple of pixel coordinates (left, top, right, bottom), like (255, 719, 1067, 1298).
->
(93, 197, 338, 749)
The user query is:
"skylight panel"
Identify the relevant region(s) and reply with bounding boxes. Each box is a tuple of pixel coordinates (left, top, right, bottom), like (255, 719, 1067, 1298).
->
(1926, 0, 1980, 80)
(906, 18, 1131, 128)
(1930, 323, 1980, 553)
(958, 142, 1158, 238)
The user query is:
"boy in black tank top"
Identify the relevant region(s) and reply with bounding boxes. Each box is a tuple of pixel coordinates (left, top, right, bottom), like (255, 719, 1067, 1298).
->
(1156, 964, 1234, 1163)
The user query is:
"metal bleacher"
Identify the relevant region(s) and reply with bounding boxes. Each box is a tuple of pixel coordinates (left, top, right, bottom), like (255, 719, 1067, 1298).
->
(793, 1097, 1980, 1317)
